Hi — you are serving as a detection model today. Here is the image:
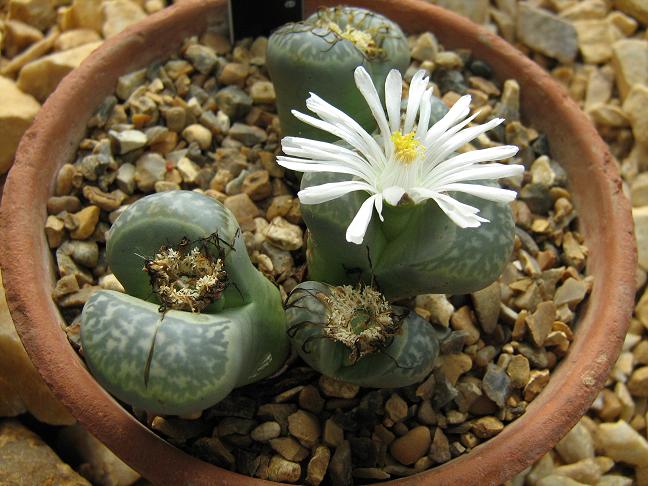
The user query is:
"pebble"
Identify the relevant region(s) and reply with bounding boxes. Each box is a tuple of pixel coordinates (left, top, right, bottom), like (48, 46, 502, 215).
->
(214, 85, 253, 120)
(242, 170, 272, 201)
(184, 44, 218, 74)
(218, 62, 249, 86)
(54, 29, 102, 52)
(269, 437, 309, 462)
(229, 122, 268, 146)
(322, 418, 344, 447)
(17, 41, 102, 102)
(389, 426, 431, 465)
(305, 445, 330, 486)
(527, 301, 557, 347)
(554, 278, 588, 307)
(555, 421, 595, 463)
(627, 366, 648, 396)
(611, 39, 648, 100)
(82, 186, 126, 211)
(622, 84, 648, 147)
(134, 153, 166, 192)
(524, 369, 551, 401)
(471, 416, 504, 439)
(0, 77, 40, 174)
(482, 363, 511, 407)
(438, 353, 472, 385)
(287, 410, 321, 448)
(516, 3, 578, 63)
(553, 457, 602, 484)
(110, 129, 147, 154)
(450, 306, 480, 345)
(415, 294, 454, 326)
(328, 441, 352, 486)
(598, 420, 648, 467)
(614, 0, 648, 24)
(507, 354, 531, 388)
(267, 455, 301, 483)
(116, 69, 147, 101)
(101, 0, 147, 38)
(177, 157, 200, 184)
(385, 393, 409, 423)
(411, 31, 438, 62)
(298, 385, 325, 414)
(69, 205, 100, 240)
(319, 376, 359, 399)
(264, 217, 303, 251)
(471, 282, 500, 334)
(224, 193, 260, 231)
(45, 216, 65, 248)
(250, 81, 276, 104)
(250, 421, 281, 442)
(574, 20, 616, 64)
(430, 427, 451, 464)
(182, 124, 212, 150)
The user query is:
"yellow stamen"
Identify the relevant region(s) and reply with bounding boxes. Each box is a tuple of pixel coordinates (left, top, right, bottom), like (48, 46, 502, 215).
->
(391, 131, 425, 164)
(326, 21, 383, 58)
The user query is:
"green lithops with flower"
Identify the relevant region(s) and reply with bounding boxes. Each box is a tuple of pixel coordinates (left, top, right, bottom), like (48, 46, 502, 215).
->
(278, 67, 523, 299)
(267, 6, 409, 140)
(80, 191, 288, 415)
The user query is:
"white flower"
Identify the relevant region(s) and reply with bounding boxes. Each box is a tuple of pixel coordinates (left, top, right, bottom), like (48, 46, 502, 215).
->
(277, 66, 524, 245)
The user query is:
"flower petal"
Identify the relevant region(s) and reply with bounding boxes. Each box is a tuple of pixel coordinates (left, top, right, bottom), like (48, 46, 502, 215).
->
(423, 145, 519, 184)
(434, 183, 520, 202)
(424, 94, 471, 144)
(413, 188, 488, 228)
(354, 66, 391, 154)
(431, 163, 525, 186)
(416, 89, 433, 140)
(385, 70, 403, 132)
(382, 185, 406, 206)
(404, 70, 429, 134)
(298, 180, 376, 205)
(346, 194, 379, 244)
(276, 157, 371, 181)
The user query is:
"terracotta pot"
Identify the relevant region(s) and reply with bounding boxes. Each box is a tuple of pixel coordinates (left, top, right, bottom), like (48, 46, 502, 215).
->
(0, 0, 636, 484)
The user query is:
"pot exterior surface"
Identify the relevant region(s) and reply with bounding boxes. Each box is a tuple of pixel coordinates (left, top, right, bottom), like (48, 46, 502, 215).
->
(0, 0, 636, 485)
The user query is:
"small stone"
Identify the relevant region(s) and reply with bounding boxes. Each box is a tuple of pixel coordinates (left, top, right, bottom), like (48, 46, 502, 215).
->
(411, 31, 438, 61)
(516, 3, 578, 63)
(215, 85, 253, 120)
(288, 410, 321, 448)
(69, 205, 100, 240)
(450, 306, 480, 345)
(536, 475, 588, 486)
(115, 163, 136, 194)
(182, 124, 212, 150)
(0, 77, 41, 174)
(622, 84, 648, 147)
(267, 455, 301, 483)
(385, 393, 409, 423)
(54, 29, 102, 52)
(585, 66, 614, 110)
(598, 420, 648, 467)
(224, 193, 260, 231)
(482, 363, 511, 407)
(554, 278, 588, 307)
(184, 44, 218, 74)
(251, 421, 281, 442)
(250, 81, 276, 104)
(389, 426, 431, 465)
(430, 427, 451, 464)
(306, 445, 331, 486)
(110, 129, 147, 155)
(329, 441, 352, 486)
(470, 416, 504, 439)
(634, 206, 648, 271)
(435, 0, 490, 23)
(527, 301, 556, 347)
(101, 0, 146, 38)
(17, 41, 102, 102)
(524, 369, 551, 401)
(614, 0, 648, 24)
(241, 170, 272, 201)
(82, 186, 126, 212)
(438, 353, 472, 385)
(435, 51, 464, 69)
(270, 437, 309, 462)
(134, 153, 167, 192)
(299, 385, 325, 414)
(7, 0, 56, 31)
(555, 421, 595, 463)
(0, 420, 89, 485)
(471, 282, 500, 334)
(176, 157, 200, 184)
(611, 39, 648, 100)
(319, 375, 359, 399)
(229, 122, 268, 146)
(218, 62, 249, 86)
(45, 216, 65, 248)
(415, 294, 454, 326)
(4, 19, 43, 57)
(589, 104, 629, 127)
(553, 457, 602, 484)
(323, 418, 344, 447)
(628, 366, 648, 396)
(507, 355, 531, 388)
(115, 69, 147, 101)
(264, 217, 303, 251)
(573, 20, 616, 64)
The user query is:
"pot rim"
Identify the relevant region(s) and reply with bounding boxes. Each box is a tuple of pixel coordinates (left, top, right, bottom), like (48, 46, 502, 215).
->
(0, 0, 637, 485)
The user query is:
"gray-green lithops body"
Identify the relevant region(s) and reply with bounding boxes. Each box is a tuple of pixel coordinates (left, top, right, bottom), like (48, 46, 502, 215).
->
(81, 191, 288, 415)
(267, 6, 409, 140)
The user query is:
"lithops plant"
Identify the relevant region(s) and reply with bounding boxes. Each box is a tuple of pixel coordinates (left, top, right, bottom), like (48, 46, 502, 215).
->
(284, 281, 445, 387)
(80, 191, 288, 415)
(267, 6, 409, 140)
(278, 66, 524, 299)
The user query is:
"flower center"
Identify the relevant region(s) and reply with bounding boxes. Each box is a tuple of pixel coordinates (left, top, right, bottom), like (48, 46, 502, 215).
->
(391, 131, 424, 164)
(326, 21, 383, 58)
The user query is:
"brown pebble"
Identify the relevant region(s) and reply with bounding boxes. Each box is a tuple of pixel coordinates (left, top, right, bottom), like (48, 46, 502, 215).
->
(385, 393, 409, 423)
(267, 455, 301, 483)
(299, 385, 325, 414)
(389, 426, 431, 465)
(305, 445, 330, 486)
(471, 416, 504, 439)
(242, 170, 272, 201)
(269, 437, 309, 462)
(318, 375, 359, 399)
(70, 205, 100, 240)
(287, 410, 321, 448)
(323, 418, 344, 447)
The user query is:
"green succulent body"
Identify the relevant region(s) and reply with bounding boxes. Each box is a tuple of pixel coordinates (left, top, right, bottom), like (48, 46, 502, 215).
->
(80, 191, 288, 415)
(266, 6, 409, 140)
(303, 172, 516, 300)
(285, 282, 443, 388)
